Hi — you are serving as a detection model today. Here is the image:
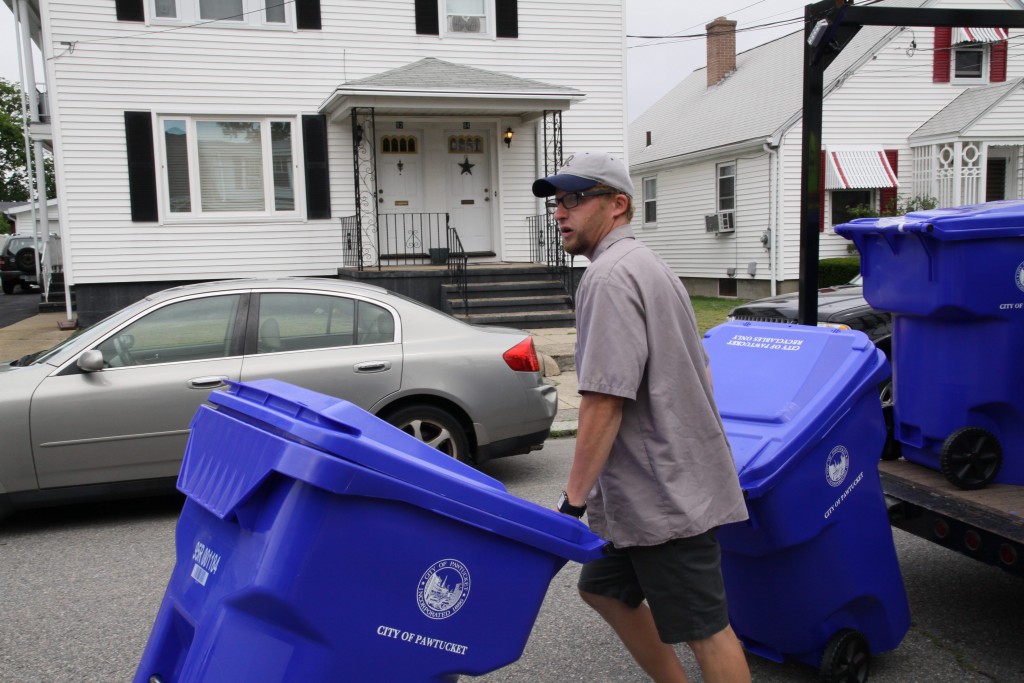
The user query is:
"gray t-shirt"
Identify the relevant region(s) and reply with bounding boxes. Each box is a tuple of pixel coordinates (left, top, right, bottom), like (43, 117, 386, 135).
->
(575, 226, 748, 547)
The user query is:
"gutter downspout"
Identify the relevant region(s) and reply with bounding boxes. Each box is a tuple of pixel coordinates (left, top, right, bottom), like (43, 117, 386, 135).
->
(763, 140, 779, 296)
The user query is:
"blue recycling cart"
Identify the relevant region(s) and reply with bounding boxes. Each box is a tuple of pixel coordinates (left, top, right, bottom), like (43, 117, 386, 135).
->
(705, 321, 910, 682)
(134, 379, 605, 683)
(837, 200, 1024, 489)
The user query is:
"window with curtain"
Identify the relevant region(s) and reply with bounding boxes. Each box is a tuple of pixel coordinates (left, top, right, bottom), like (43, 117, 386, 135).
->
(445, 0, 488, 34)
(160, 117, 298, 217)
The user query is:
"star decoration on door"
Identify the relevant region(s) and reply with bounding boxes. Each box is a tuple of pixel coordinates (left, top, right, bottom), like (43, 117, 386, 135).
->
(458, 157, 475, 175)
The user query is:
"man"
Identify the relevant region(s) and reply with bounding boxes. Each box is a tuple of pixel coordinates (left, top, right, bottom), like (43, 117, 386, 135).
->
(533, 152, 751, 683)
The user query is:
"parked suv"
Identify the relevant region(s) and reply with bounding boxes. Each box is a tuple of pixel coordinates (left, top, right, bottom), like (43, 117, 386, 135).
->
(1, 235, 40, 295)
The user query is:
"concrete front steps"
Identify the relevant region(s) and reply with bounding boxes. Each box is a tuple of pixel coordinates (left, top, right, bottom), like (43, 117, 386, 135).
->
(442, 266, 575, 329)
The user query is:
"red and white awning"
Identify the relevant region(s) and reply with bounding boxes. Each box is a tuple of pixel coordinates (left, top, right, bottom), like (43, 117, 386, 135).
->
(953, 27, 1009, 44)
(825, 148, 899, 190)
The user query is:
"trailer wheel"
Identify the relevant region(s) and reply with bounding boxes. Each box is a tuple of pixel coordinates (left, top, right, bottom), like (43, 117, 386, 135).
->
(940, 427, 1001, 490)
(819, 629, 870, 683)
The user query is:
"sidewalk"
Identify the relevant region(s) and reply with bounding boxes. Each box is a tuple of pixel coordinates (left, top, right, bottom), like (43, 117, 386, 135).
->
(0, 314, 581, 435)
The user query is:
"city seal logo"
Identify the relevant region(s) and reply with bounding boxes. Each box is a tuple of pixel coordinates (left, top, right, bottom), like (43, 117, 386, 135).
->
(1016, 261, 1024, 294)
(417, 559, 471, 620)
(826, 445, 850, 488)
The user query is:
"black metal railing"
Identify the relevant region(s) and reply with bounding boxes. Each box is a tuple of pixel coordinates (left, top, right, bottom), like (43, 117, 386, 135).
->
(377, 213, 451, 267)
(446, 225, 468, 312)
(528, 213, 576, 308)
(340, 215, 363, 270)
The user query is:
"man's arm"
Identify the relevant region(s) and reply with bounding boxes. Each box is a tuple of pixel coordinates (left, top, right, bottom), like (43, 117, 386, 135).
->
(564, 391, 625, 509)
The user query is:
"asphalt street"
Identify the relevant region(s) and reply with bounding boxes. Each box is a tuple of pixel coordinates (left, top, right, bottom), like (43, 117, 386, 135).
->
(2, 438, 1023, 682)
(0, 289, 39, 328)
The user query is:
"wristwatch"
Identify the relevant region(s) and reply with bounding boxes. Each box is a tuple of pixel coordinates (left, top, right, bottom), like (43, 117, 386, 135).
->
(557, 490, 587, 518)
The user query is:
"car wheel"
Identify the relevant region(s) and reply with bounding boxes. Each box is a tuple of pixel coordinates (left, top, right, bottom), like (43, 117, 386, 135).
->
(15, 247, 37, 274)
(1, 279, 14, 295)
(383, 404, 472, 464)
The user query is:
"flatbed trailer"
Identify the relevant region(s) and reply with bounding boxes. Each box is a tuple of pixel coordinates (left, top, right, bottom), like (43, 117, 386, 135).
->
(797, 2, 1024, 581)
(880, 459, 1024, 577)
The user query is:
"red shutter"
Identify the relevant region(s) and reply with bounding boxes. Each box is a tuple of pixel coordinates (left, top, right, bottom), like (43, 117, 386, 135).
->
(879, 150, 899, 216)
(819, 151, 826, 232)
(933, 27, 951, 83)
(991, 32, 1008, 83)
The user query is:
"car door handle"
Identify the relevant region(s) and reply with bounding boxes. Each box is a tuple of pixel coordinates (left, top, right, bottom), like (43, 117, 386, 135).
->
(354, 361, 391, 373)
(188, 375, 229, 390)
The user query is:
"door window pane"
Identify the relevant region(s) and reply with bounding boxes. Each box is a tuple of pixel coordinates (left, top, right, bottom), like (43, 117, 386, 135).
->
(271, 122, 294, 210)
(257, 293, 356, 353)
(97, 295, 241, 367)
(197, 121, 265, 212)
(356, 301, 395, 345)
(164, 120, 191, 213)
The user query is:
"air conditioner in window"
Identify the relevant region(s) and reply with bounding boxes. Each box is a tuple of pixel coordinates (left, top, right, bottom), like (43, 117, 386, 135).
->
(448, 15, 482, 33)
(705, 212, 735, 234)
(718, 212, 735, 233)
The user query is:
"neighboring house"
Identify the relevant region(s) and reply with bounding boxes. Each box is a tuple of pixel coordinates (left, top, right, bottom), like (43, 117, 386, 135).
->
(6, 0, 627, 324)
(4, 199, 61, 239)
(628, 0, 1024, 300)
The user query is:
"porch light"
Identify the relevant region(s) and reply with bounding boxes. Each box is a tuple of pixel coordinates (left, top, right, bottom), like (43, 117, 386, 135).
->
(504, 127, 514, 148)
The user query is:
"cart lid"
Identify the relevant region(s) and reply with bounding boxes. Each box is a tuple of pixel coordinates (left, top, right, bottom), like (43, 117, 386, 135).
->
(186, 379, 605, 562)
(836, 199, 1024, 240)
(704, 322, 889, 497)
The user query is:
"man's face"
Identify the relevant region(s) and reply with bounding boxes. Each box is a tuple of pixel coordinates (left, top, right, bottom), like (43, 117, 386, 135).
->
(552, 190, 623, 258)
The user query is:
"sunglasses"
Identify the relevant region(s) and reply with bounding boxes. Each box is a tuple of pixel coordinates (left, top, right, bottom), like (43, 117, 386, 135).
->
(544, 190, 617, 211)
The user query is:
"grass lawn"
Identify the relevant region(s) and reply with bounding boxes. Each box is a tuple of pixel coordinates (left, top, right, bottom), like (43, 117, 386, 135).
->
(691, 296, 745, 335)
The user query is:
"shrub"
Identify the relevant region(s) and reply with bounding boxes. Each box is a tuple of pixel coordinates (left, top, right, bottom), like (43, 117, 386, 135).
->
(819, 257, 860, 287)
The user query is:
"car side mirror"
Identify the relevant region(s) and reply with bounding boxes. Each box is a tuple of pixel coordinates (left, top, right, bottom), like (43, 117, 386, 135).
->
(77, 349, 105, 372)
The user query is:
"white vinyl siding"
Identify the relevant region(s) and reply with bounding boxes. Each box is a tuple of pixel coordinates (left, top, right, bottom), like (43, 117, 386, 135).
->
(40, 0, 626, 283)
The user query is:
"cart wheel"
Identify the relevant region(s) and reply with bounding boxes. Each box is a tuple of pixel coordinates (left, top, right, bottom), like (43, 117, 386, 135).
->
(819, 629, 870, 683)
(940, 427, 1001, 490)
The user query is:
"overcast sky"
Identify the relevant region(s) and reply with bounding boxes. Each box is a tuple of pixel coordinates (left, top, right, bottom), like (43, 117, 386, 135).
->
(1, 0, 809, 120)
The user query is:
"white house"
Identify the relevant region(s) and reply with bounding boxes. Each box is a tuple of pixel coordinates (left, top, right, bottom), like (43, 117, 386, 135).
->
(628, 0, 1024, 300)
(6, 0, 627, 324)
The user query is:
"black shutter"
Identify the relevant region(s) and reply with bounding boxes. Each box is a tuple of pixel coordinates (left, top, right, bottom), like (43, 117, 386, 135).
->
(415, 0, 439, 35)
(495, 0, 518, 38)
(302, 115, 331, 220)
(124, 111, 158, 223)
(115, 0, 145, 22)
(295, 0, 321, 30)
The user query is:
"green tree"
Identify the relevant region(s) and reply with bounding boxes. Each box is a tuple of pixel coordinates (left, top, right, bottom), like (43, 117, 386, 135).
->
(1, 77, 55, 202)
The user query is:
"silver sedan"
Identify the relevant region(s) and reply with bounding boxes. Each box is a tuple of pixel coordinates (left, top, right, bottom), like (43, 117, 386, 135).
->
(0, 279, 556, 516)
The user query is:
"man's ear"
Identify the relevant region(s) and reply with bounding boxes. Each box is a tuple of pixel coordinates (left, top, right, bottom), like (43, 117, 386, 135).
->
(610, 193, 630, 219)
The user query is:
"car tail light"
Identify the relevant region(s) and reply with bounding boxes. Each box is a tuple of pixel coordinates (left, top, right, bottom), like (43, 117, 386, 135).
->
(503, 337, 540, 373)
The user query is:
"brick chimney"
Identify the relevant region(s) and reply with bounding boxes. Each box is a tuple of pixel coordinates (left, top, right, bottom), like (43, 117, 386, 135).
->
(706, 17, 737, 87)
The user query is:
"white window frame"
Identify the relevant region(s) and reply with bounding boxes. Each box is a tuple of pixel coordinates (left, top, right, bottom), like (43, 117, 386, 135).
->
(642, 176, 657, 226)
(157, 115, 304, 222)
(716, 161, 737, 228)
(440, 0, 495, 38)
(951, 43, 990, 84)
(148, 0, 295, 29)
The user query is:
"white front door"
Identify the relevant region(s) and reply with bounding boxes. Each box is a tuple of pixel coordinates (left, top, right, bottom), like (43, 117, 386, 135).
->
(445, 132, 493, 254)
(378, 132, 425, 256)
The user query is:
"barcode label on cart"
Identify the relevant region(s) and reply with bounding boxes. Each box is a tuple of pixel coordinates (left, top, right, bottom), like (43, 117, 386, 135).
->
(191, 564, 210, 586)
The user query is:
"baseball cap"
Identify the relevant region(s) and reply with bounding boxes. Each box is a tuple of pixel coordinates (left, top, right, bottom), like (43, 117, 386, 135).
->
(532, 152, 634, 198)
